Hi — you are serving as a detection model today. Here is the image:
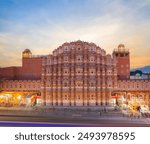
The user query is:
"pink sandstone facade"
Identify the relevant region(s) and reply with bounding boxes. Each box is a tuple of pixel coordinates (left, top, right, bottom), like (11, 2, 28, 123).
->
(117, 80, 150, 91)
(0, 49, 42, 80)
(41, 41, 117, 106)
(113, 44, 130, 80)
(0, 41, 150, 107)
(0, 80, 41, 92)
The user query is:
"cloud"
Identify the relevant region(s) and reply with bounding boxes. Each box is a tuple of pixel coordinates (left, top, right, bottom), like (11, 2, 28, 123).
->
(0, 0, 149, 68)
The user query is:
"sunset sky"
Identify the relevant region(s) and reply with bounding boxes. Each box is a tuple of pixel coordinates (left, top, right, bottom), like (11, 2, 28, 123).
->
(0, 0, 150, 68)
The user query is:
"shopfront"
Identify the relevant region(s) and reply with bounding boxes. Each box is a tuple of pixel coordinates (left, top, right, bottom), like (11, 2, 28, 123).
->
(0, 91, 41, 107)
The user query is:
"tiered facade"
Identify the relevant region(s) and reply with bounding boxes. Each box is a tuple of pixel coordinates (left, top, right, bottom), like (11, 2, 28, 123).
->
(41, 41, 117, 106)
(0, 40, 150, 107)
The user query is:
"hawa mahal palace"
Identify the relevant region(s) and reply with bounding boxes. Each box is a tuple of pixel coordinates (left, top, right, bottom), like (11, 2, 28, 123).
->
(0, 41, 150, 107)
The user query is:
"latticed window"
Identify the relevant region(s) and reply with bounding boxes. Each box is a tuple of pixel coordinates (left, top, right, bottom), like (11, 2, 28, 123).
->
(64, 83, 68, 87)
(90, 83, 95, 87)
(90, 95, 94, 100)
(76, 68, 83, 74)
(76, 81, 83, 87)
(64, 69, 69, 74)
(64, 57, 68, 62)
(89, 56, 95, 62)
(64, 46, 69, 51)
(76, 55, 82, 61)
(78, 95, 81, 99)
(90, 69, 95, 74)
(65, 95, 68, 100)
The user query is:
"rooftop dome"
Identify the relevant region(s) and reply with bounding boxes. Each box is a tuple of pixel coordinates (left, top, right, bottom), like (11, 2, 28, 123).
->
(23, 49, 31, 53)
(118, 44, 125, 49)
(22, 49, 32, 58)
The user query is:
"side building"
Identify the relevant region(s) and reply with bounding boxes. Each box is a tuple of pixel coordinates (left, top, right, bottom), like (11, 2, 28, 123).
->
(0, 49, 44, 106)
(112, 45, 150, 109)
(0, 49, 43, 80)
(113, 44, 130, 80)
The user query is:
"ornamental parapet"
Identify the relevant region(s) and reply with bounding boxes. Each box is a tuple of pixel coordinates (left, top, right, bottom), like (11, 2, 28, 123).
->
(117, 79, 150, 91)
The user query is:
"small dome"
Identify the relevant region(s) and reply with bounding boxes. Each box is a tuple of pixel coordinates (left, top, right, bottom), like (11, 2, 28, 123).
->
(22, 49, 32, 58)
(118, 44, 125, 49)
(23, 49, 31, 53)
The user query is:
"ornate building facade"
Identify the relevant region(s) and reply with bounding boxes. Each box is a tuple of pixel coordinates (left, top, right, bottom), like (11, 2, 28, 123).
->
(0, 40, 150, 107)
(41, 41, 117, 106)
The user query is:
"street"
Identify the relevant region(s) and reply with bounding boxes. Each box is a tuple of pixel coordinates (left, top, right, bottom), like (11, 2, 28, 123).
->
(0, 115, 150, 127)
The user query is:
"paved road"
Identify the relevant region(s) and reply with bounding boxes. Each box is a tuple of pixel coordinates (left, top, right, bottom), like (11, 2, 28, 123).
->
(0, 115, 150, 127)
